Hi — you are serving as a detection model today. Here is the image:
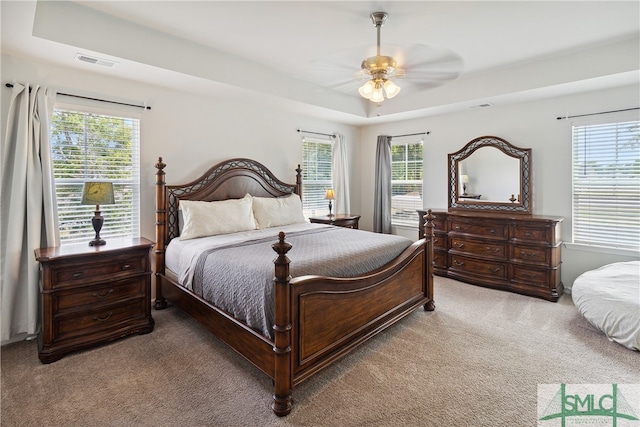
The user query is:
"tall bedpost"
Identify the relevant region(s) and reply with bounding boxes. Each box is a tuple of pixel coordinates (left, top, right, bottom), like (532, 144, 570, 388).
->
(424, 209, 436, 312)
(271, 232, 293, 416)
(154, 157, 168, 310)
(295, 164, 302, 200)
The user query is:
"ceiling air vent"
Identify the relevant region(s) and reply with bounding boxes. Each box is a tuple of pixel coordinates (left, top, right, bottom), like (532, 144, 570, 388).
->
(470, 103, 493, 109)
(75, 54, 117, 68)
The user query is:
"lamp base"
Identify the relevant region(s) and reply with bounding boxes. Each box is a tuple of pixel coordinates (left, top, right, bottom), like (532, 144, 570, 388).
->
(89, 238, 107, 247)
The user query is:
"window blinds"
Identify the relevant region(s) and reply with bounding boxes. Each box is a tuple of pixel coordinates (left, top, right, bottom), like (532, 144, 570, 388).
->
(391, 139, 423, 227)
(51, 109, 140, 244)
(302, 137, 333, 218)
(572, 120, 640, 250)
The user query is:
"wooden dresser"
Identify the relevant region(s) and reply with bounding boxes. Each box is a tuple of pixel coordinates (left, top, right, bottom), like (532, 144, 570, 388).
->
(35, 237, 155, 363)
(418, 210, 563, 301)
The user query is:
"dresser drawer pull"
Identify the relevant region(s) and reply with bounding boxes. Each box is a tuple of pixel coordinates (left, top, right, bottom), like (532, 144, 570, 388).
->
(453, 259, 465, 266)
(521, 252, 538, 258)
(489, 229, 496, 234)
(454, 225, 461, 230)
(121, 264, 132, 270)
(525, 232, 534, 237)
(488, 267, 502, 273)
(485, 247, 500, 253)
(521, 272, 538, 279)
(93, 312, 114, 322)
(93, 289, 114, 299)
(434, 238, 439, 244)
(454, 242, 465, 249)
(72, 272, 84, 279)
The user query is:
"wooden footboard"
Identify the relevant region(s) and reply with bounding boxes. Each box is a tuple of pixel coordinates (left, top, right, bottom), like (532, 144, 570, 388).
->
(154, 157, 435, 417)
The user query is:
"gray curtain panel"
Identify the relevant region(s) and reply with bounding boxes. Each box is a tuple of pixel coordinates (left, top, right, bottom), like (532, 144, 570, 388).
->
(373, 135, 392, 233)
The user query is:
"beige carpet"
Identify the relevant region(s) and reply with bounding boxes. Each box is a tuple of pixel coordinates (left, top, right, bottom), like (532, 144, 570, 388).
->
(2, 277, 637, 427)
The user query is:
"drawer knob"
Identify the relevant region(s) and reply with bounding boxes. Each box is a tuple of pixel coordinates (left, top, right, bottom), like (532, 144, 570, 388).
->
(93, 312, 114, 322)
(72, 272, 84, 279)
(489, 229, 496, 234)
(121, 264, 132, 270)
(454, 225, 461, 230)
(525, 232, 534, 237)
(93, 289, 114, 299)
(454, 242, 465, 249)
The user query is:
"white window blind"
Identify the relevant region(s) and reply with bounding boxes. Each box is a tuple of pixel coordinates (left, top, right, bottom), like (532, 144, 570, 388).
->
(572, 119, 640, 251)
(391, 139, 423, 227)
(50, 108, 141, 244)
(302, 137, 332, 218)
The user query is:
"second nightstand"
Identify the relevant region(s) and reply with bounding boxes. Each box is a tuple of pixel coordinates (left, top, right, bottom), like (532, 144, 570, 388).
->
(309, 214, 360, 229)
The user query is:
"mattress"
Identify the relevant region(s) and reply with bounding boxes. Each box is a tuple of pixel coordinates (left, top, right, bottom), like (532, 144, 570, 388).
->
(571, 261, 640, 351)
(165, 222, 414, 337)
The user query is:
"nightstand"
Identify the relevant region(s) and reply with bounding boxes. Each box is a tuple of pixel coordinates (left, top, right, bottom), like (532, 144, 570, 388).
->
(309, 214, 360, 229)
(34, 237, 155, 363)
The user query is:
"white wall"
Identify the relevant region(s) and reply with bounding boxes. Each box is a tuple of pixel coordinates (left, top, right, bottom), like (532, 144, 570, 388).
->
(358, 85, 640, 290)
(1, 54, 361, 245)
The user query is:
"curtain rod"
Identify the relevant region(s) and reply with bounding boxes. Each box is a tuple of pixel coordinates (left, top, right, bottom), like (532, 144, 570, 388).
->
(4, 83, 151, 110)
(297, 129, 336, 138)
(391, 131, 429, 138)
(556, 107, 638, 120)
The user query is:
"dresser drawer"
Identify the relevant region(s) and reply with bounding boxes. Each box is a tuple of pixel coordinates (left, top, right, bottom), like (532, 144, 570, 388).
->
(52, 254, 147, 289)
(54, 298, 147, 341)
(449, 220, 507, 239)
(512, 245, 550, 265)
(511, 225, 550, 243)
(450, 254, 508, 279)
(53, 279, 146, 315)
(450, 237, 507, 260)
(511, 265, 549, 286)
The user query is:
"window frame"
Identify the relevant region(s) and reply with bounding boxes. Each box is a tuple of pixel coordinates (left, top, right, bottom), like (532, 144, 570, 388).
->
(301, 135, 333, 218)
(390, 137, 424, 228)
(571, 116, 640, 252)
(50, 101, 141, 245)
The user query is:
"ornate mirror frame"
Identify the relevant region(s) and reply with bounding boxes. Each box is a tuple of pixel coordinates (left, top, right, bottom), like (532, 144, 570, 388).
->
(448, 136, 532, 214)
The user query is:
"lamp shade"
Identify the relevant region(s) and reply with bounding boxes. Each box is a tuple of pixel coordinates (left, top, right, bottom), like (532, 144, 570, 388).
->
(383, 80, 401, 98)
(461, 175, 469, 184)
(81, 182, 115, 206)
(325, 188, 335, 200)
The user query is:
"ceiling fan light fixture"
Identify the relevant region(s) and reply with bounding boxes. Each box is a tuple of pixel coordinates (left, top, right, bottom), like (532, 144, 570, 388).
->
(358, 80, 376, 98)
(370, 82, 385, 103)
(383, 80, 401, 98)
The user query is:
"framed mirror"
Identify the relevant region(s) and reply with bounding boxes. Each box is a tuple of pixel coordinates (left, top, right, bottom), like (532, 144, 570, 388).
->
(448, 136, 532, 214)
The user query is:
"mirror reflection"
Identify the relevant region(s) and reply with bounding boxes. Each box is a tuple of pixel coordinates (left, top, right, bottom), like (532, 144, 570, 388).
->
(458, 147, 520, 202)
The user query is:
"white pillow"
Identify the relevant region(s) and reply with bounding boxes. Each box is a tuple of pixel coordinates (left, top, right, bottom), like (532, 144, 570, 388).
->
(252, 194, 306, 229)
(179, 194, 256, 240)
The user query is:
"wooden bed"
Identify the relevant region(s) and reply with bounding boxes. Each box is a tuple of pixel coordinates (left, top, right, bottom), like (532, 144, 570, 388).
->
(153, 157, 435, 416)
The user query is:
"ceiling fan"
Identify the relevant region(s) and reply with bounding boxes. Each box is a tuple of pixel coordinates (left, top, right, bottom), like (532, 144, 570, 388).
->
(301, 11, 464, 103)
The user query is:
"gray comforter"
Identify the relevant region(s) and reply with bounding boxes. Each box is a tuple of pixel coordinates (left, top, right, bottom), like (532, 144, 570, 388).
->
(171, 224, 413, 338)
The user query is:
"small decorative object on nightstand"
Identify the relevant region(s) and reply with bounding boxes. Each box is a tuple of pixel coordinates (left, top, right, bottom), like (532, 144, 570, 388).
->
(81, 181, 115, 246)
(34, 237, 155, 363)
(309, 214, 360, 229)
(325, 188, 335, 217)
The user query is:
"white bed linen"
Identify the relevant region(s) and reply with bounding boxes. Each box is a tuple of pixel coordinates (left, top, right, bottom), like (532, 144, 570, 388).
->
(571, 261, 640, 351)
(165, 222, 331, 291)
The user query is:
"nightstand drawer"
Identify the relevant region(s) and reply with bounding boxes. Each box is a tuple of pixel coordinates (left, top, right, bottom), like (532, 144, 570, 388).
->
(52, 254, 147, 289)
(54, 298, 147, 341)
(54, 279, 146, 314)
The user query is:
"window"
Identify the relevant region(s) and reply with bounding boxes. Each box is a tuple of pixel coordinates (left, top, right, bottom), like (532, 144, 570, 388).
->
(50, 107, 140, 244)
(572, 119, 640, 251)
(302, 137, 332, 218)
(391, 138, 423, 227)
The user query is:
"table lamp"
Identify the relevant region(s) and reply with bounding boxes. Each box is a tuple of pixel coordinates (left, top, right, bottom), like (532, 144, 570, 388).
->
(81, 181, 115, 246)
(325, 188, 335, 217)
(461, 175, 469, 195)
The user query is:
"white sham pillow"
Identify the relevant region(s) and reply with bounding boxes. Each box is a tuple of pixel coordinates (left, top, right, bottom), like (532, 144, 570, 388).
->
(252, 194, 306, 229)
(179, 194, 256, 240)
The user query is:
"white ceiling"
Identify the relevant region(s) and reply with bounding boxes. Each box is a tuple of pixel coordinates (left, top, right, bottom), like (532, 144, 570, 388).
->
(2, 1, 639, 125)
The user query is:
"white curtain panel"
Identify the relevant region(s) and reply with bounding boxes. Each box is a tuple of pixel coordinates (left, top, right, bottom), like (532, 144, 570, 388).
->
(331, 133, 350, 214)
(1, 83, 59, 342)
